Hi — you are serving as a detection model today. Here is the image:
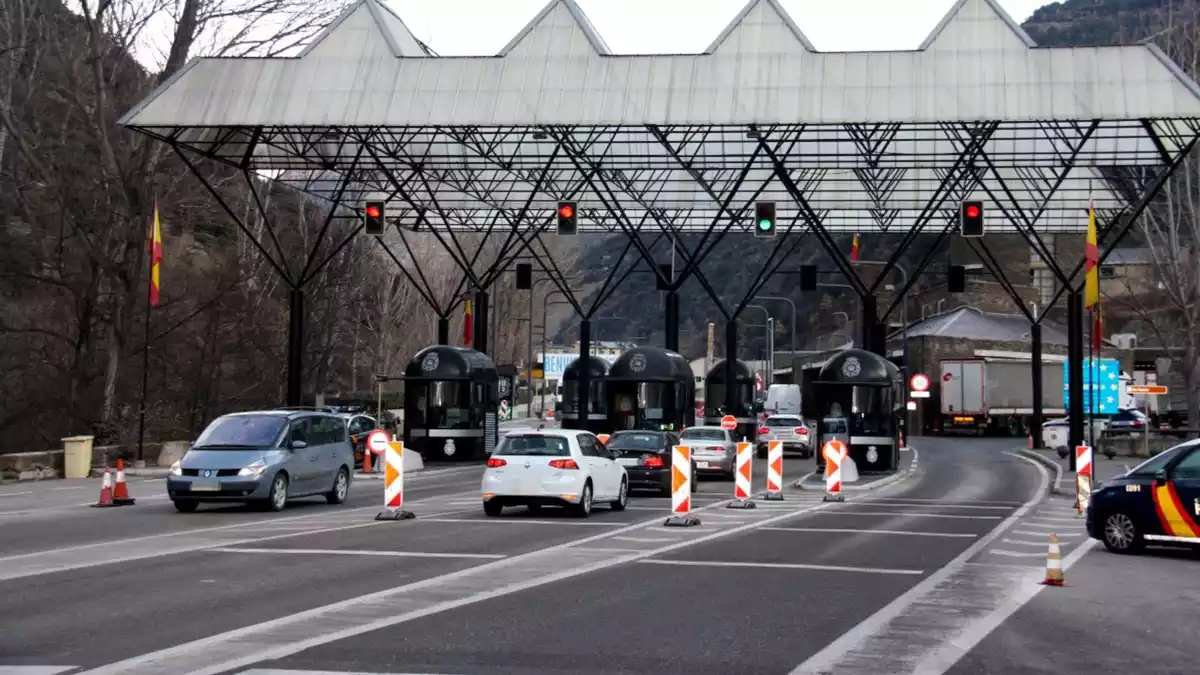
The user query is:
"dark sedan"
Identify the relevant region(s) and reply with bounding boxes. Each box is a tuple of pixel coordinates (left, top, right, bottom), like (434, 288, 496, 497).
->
(1086, 438, 1200, 554)
(605, 430, 693, 496)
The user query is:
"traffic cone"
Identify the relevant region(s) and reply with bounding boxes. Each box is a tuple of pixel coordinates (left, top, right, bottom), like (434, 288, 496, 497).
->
(1027, 434, 1034, 449)
(91, 467, 118, 508)
(899, 430, 905, 449)
(1040, 533, 1065, 586)
(112, 458, 136, 505)
(362, 446, 373, 474)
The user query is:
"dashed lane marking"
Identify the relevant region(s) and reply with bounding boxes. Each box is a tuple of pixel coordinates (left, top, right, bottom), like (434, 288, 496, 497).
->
(612, 535, 679, 543)
(761, 527, 978, 539)
(863, 500, 1015, 511)
(638, 559, 925, 575)
(210, 548, 507, 560)
(0, 668, 79, 674)
(811, 511, 1004, 520)
(414, 518, 624, 527)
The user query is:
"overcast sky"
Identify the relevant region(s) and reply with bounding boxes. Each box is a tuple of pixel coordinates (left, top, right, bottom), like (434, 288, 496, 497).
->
(386, 0, 1051, 55)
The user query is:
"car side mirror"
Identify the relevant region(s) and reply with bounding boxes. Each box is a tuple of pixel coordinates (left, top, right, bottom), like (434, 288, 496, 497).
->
(1154, 469, 1168, 483)
(290, 440, 308, 450)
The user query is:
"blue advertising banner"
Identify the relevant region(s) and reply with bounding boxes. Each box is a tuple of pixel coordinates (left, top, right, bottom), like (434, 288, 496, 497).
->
(1062, 358, 1120, 415)
(540, 352, 621, 379)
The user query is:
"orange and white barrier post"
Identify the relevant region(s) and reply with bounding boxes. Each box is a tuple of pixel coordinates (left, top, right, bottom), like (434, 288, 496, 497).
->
(764, 439, 784, 501)
(1040, 533, 1065, 586)
(664, 445, 701, 527)
(1075, 444, 1093, 516)
(823, 439, 848, 502)
(375, 440, 415, 521)
(728, 441, 756, 509)
(112, 458, 136, 506)
(597, 433, 610, 445)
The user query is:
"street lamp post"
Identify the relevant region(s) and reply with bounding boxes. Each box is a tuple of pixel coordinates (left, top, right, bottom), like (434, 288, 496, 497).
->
(747, 304, 772, 383)
(755, 296, 798, 360)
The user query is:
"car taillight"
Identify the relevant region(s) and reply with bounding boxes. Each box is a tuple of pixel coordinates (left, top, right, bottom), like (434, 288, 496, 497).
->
(1133, 419, 1144, 426)
(757, 427, 770, 435)
(641, 454, 665, 468)
(486, 458, 507, 468)
(795, 427, 808, 435)
(548, 459, 579, 469)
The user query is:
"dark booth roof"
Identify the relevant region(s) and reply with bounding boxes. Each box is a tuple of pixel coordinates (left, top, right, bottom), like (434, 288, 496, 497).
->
(405, 345, 498, 380)
(816, 349, 897, 385)
(608, 346, 690, 382)
(562, 355, 610, 380)
(704, 358, 754, 384)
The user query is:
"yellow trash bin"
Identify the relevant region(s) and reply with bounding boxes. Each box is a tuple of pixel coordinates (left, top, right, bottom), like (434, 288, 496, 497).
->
(62, 435, 95, 479)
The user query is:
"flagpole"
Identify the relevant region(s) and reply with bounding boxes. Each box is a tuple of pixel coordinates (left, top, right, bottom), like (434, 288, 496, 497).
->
(137, 229, 152, 466)
(1087, 307, 1095, 448)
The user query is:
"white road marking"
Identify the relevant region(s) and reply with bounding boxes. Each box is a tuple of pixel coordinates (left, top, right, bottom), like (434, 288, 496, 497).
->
(0, 491, 35, 497)
(573, 547, 645, 553)
(239, 670, 471, 675)
(987, 549, 1050, 558)
(51, 486, 89, 491)
(612, 535, 678, 543)
(813, 511, 1003, 520)
(999, 537, 1056, 546)
(761, 527, 978, 539)
(72, 493, 840, 675)
(416, 518, 622, 527)
(638, 559, 924, 575)
(210, 547, 506, 559)
(1028, 516, 1083, 524)
(864, 500, 1014, 511)
(620, 505, 671, 511)
(0, 668, 79, 674)
(864, 497, 1022, 506)
(788, 449, 1052, 675)
(1012, 522, 1071, 530)
(1014, 529, 1082, 538)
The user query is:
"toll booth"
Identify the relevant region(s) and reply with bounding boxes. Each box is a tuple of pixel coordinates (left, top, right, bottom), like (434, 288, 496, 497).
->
(403, 345, 500, 462)
(496, 364, 518, 422)
(605, 346, 693, 432)
(560, 355, 609, 433)
(813, 348, 902, 474)
(703, 359, 758, 442)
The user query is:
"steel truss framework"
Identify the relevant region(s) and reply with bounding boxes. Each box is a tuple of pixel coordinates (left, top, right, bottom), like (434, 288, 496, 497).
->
(123, 0, 1200, 434)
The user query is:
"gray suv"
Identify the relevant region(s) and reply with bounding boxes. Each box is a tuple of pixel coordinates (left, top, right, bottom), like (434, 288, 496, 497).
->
(167, 409, 354, 512)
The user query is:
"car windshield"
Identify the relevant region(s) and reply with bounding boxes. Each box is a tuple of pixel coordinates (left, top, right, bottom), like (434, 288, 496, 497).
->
(607, 433, 663, 451)
(680, 428, 725, 441)
(495, 435, 570, 457)
(194, 414, 286, 448)
(1125, 444, 1190, 476)
(766, 417, 803, 427)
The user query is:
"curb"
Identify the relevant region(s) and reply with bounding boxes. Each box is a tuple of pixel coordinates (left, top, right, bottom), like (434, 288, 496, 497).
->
(793, 447, 919, 492)
(1018, 449, 1063, 495)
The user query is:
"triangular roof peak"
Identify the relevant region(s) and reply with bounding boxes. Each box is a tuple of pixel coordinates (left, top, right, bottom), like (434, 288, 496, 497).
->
(499, 0, 611, 57)
(920, 0, 1036, 51)
(707, 0, 814, 54)
(298, 0, 430, 59)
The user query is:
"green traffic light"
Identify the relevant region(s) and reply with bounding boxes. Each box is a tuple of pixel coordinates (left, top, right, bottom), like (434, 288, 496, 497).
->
(759, 219, 772, 230)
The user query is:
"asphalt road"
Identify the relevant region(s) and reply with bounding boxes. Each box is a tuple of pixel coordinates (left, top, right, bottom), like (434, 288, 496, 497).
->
(1, 437, 1193, 675)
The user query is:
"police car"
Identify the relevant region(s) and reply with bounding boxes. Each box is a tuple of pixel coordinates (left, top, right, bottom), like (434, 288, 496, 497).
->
(1086, 438, 1200, 554)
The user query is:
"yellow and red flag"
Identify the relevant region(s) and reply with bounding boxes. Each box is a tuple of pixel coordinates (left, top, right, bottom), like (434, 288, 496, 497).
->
(850, 233, 860, 262)
(148, 202, 163, 307)
(1092, 306, 1104, 351)
(463, 297, 473, 346)
(1084, 201, 1099, 309)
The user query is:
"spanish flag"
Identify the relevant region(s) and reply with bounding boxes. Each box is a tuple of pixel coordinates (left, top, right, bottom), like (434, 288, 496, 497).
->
(1084, 201, 1099, 309)
(463, 297, 473, 346)
(148, 202, 163, 307)
(850, 233, 860, 262)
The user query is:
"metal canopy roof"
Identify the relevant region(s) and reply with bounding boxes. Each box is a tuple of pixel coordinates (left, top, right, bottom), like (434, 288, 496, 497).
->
(120, 0, 1200, 233)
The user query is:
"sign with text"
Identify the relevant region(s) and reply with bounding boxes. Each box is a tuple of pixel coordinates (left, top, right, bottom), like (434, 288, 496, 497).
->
(1062, 358, 1120, 415)
(1128, 384, 1169, 395)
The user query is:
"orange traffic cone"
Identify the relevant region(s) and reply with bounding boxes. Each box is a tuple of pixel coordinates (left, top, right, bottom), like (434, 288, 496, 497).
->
(91, 466, 118, 508)
(1027, 434, 1034, 449)
(112, 458, 136, 505)
(362, 446, 373, 474)
(1040, 533, 1064, 586)
(899, 430, 905, 448)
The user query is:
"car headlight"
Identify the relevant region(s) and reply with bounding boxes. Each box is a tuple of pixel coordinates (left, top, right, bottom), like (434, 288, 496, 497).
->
(238, 459, 268, 477)
(169, 461, 182, 477)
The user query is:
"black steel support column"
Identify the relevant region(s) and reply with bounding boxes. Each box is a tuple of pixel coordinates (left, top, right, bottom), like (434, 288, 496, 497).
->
(578, 319, 591, 427)
(437, 317, 450, 345)
(1030, 324, 1044, 449)
(860, 295, 884, 356)
(472, 290, 490, 354)
(1067, 289, 1084, 469)
(724, 321, 738, 413)
(286, 288, 304, 406)
(665, 291, 680, 352)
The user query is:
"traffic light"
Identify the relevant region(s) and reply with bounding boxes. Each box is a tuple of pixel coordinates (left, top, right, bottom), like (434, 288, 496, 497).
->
(949, 265, 966, 293)
(799, 265, 817, 291)
(515, 263, 532, 290)
(960, 200, 984, 237)
(754, 201, 776, 238)
(364, 200, 386, 235)
(556, 201, 577, 235)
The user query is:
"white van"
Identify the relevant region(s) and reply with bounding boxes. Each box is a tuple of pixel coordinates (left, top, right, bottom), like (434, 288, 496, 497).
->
(763, 384, 802, 416)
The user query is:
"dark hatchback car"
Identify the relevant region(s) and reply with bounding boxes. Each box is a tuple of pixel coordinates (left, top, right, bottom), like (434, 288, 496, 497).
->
(605, 430, 694, 496)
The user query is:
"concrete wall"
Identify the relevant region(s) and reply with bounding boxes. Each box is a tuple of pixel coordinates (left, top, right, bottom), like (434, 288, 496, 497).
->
(0, 441, 180, 481)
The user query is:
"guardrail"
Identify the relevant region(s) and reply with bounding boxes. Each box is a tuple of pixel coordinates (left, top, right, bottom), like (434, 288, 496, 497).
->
(1097, 427, 1200, 458)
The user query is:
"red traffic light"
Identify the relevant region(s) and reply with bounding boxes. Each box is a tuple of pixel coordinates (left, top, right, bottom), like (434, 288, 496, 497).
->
(558, 204, 575, 219)
(965, 204, 980, 219)
(366, 204, 383, 218)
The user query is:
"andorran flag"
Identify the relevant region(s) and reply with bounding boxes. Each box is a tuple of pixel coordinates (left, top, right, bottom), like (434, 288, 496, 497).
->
(850, 233, 860, 262)
(463, 297, 473, 345)
(148, 202, 163, 307)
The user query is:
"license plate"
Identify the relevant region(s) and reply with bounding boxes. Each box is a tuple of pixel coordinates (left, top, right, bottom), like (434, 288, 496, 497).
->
(190, 483, 220, 492)
(696, 461, 711, 469)
(616, 458, 639, 466)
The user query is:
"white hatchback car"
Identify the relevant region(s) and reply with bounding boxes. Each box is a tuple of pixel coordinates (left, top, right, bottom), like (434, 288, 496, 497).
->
(482, 429, 628, 518)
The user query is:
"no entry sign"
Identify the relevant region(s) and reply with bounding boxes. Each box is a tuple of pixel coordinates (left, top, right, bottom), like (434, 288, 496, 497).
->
(720, 415, 737, 431)
(366, 429, 391, 455)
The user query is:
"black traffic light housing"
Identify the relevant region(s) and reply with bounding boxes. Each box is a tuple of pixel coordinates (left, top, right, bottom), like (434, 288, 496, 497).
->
(754, 201, 776, 238)
(960, 200, 984, 237)
(556, 201, 578, 235)
(799, 265, 818, 291)
(515, 263, 532, 290)
(364, 200, 386, 235)
(948, 265, 966, 293)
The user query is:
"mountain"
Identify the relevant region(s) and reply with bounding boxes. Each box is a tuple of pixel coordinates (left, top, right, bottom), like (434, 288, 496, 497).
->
(559, 0, 1176, 360)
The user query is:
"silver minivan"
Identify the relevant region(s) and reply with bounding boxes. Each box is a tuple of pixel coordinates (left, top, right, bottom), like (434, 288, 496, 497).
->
(167, 410, 354, 512)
